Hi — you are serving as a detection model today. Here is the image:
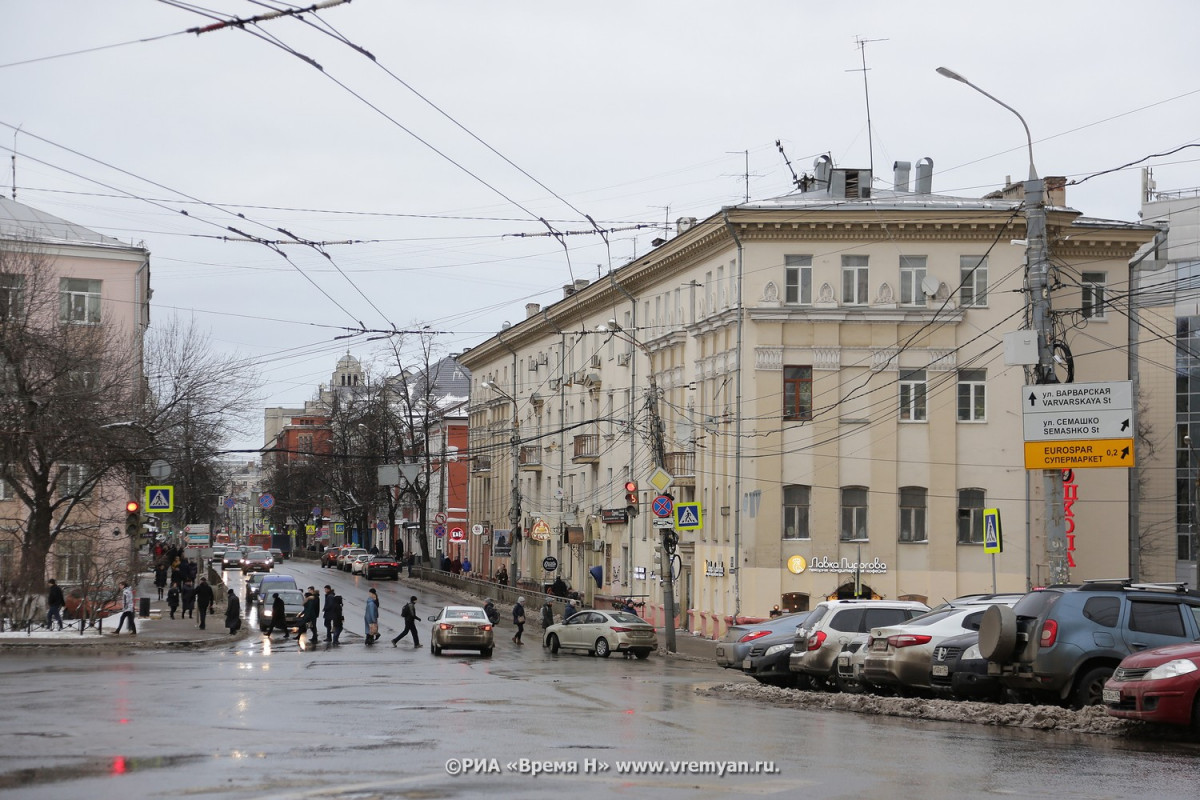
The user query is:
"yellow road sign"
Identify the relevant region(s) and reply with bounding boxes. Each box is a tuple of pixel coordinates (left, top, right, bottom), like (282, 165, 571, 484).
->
(1023, 439, 1134, 470)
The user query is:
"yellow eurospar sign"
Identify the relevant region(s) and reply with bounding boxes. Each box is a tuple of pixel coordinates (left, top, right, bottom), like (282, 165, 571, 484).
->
(1023, 439, 1134, 470)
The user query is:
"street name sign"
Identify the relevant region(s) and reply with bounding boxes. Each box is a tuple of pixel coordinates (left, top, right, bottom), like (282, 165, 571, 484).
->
(1022, 381, 1134, 469)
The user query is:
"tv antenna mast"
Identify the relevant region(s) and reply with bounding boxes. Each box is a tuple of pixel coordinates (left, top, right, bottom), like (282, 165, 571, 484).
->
(847, 36, 887, 177)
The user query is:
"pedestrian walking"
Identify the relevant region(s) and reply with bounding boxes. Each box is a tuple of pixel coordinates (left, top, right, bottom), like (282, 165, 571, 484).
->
(406, 553, 415, 577)
(391, 595, 421, 648)
(496, 566, 509, 586)
(46, 579, 65, 630)
(153, 564, 168, 600)
(225, 589, 242, 634)
(462, 556, 472, 576)
(364, 588, 380, 645)
(195, 577, 214, 629)
(322, 585, 339, 643)
(181, 580, 196, 619)
(266, 593, 287, 638)
(484, 598, 500, 626)
(167, 582, 180, 618)
(540, 599, 554, 630)
(299, 588, 319, 640)
(113, 581, 137, 635)
(512, 597, 526, 645)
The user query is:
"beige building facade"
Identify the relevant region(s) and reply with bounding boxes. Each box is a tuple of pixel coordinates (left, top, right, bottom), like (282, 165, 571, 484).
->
(459, 158, 1166, 635)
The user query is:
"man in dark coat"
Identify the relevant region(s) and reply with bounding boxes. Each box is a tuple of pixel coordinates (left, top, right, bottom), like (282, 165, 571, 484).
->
(298, 588, 319, 640)
(322, 585, 341, 644)
(551, 576, 568, 598)
(181, 580, 196, 619)
(391, 596, 421, 648)
(267, 593, 288, 637)
(195, 577, 215, 629)
(225, 589, 241, 634)
(46, 579, 65, 630)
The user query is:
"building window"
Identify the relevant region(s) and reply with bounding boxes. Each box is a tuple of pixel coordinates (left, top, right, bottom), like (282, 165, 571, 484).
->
(959, 256, 988, 307)
(58, 465, 88, 498)
(957, 369, 987, 422)
(1082, 272, 1107, 319)
(56, 540, 91, 583)
(785, 255, 812, 305)
(899, 369, 927, 422)
(898, 486, 927, 542)
(782, 485, 810, 540)
(60, 278, 102, 324)
(0, 273, 24, 321)
(957, 488, 986, 544)
(840, 486, 868, 541)
(783, 366, 813, 421)
(0, 477, 10, 501)
(842, 255, 869, 305)
(899, 256, 927, 306)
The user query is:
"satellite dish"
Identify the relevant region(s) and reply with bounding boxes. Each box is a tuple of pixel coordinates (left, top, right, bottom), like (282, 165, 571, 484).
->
(921, 276, 940, 297)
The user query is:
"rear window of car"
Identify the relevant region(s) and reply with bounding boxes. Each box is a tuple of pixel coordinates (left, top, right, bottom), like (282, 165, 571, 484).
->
(1082, 596, 1120, 627)
(863, 607, 918, 629)
(1012, 590, 1060, 619)
(828, 608, 864, 632)
(610, 612, 647, 625)
(1129, 600, 1186, 637)
(901, 609, 957, 627)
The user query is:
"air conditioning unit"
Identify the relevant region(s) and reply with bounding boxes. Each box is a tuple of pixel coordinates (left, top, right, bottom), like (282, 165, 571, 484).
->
(592, 539, 605, 552)
(616, 352, 631, 367)
(549, 378, 561, 391)
(590, 354, 602, 368)
(538, 352, 549, 365)
(582, 372, 601, 390)
(528, 360, 538, 372)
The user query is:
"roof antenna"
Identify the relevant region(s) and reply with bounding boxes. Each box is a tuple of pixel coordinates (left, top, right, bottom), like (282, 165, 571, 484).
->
(10, 125, 21, 200)
(848, 36, 887, 178)
(776, 140, 802, 190)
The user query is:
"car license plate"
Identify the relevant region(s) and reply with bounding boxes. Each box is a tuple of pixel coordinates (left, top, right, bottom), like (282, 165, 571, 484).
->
(838, 654, 850, 666)
(742, 658, 752, 670)
(454, 626, 476, 635)
(871, 638, 889, 652)
(931, 665, 949, 677)
(1102, 688, 1120, 705)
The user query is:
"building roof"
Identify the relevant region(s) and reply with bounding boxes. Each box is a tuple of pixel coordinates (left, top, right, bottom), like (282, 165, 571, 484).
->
(0, 195, 132, 248)
(737, 185, 1026, 214)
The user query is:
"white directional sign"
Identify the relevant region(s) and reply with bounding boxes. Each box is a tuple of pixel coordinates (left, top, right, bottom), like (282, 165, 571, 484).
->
(1022, 381, 1135, 469)
(1022, 381, 1133, 414)
(1022, 408, 1134, 441)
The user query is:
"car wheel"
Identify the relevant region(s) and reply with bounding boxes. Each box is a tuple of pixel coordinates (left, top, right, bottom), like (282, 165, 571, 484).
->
(978, 605, 1018, 663)
(481, 647, 493, 658)
(792, 672, 814, 691)
(431, 644, 441, 656)
(1071, 666, 1114, 709)
(633, 649, 650, 660)
(548, 634, 560, 654)
(594, 638, 611, 659)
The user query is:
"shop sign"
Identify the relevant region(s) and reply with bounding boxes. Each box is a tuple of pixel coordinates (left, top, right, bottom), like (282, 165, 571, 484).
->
(798, 556, 888, 574)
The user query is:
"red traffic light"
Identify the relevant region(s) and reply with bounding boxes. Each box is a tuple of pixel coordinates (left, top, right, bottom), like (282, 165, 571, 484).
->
(623, 481, 637, 494)
(125, 500, 141, 514)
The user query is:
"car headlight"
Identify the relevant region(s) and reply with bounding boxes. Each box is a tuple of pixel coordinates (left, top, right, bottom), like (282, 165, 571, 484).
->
(1144, 658, 1199, 681)
(765, 643, 790, 657)
(962, 643, 982, 661)
(263, 609, 272, 617)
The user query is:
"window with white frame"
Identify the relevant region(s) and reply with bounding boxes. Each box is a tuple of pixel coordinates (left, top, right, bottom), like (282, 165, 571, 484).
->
(785, 255, 812, 304)
(957, 488, 986, 544)
(1081, 271, 1107, 319)
(0, 477, 11, 501)
(898, 486, 927, 542)
(60, 278, 102, 324)
(899, 369, 927, 422)
(842, 255, 869, 305)
(959, 256, 988, 307)
(1, 273, 24, 321)
(957, 369, 987, 422)
(840, 486, 869, 541)
(782, 485, 810, 540)
(899, 256, 927, 306)
(58, 464, 88, 497)
(56, 539, 91, 583)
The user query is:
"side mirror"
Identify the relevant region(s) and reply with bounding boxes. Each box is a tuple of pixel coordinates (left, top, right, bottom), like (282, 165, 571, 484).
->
(427, 616, 437, 622)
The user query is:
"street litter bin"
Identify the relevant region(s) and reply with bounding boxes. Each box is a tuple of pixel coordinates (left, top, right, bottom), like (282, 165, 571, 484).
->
(139, 597, 150, 617)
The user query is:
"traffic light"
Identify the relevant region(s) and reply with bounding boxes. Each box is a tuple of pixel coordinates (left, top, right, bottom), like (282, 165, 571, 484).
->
(624, 480, 639, 517)
(125, 500, 141, 538)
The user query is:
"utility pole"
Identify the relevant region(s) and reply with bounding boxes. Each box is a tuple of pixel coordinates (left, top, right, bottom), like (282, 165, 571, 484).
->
(937, 67, 1068, 585)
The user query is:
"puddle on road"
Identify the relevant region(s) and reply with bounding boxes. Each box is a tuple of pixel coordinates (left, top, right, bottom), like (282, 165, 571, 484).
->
(0, 753, 205, 790)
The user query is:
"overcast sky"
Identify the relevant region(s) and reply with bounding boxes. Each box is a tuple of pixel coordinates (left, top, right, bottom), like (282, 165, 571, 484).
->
(4, 1, 1199, 452)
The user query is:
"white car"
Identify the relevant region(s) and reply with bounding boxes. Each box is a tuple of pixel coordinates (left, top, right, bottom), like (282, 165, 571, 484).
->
(351, 554, 370, 575)
(543, 610, 656, 659)
(338, 548, 367, 571)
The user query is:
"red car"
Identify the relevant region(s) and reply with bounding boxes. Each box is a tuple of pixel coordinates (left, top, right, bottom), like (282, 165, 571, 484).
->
(1103, 640, 1200, 727)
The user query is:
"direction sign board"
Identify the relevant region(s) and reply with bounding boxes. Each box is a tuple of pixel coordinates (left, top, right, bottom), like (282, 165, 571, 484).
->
(675, 503, 702, 531)
(1022, 408, 1134, 441)
(1024, 439, 1135, 469)
(983, 508, 1003, 554)
(145, 486, 174, 513)
(652, 494, 673, 518)
(1023, 380, 1133, 413)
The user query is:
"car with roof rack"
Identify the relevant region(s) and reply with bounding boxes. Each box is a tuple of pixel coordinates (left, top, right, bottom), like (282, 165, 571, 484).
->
(979, 579, 1200, 707)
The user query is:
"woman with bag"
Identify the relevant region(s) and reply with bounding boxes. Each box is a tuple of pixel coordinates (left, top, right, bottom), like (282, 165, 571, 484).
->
(512, 597, 526, 645)
(364, 588, 379, 645)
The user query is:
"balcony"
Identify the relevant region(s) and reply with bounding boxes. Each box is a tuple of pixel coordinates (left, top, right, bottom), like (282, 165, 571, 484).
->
(518, 445, 542, 471)
(665, 451, 695, 486)
(572, 433, 600, 464)
(471, 457, 492, 474)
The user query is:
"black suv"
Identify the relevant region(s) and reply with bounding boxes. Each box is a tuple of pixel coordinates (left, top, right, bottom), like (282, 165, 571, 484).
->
(979, 581, 1200, 707)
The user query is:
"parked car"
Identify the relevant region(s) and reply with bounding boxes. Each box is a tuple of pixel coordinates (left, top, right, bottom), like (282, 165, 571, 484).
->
(220, 547, 247, 570)
(350, 554, 371, 575)
(364, 554, 400, 580)
(245, 574, 298, 609)
(980, 580, 1200, 707)
(1103, 639, 1200, 727)
(338, 548, 367, 571)
(428, 606, 495, 657)
(240, 550, 275, 574)
(927, 631, 1008, 701)
(789, 599, 930, 689)
(268, 547, 285, 564)
(320, 547, 340, 568)
(715, 611, 817, 686)
(544, 610, 656, 659)
(863, 597, 1020, 693)
(256, 588, 306, 632)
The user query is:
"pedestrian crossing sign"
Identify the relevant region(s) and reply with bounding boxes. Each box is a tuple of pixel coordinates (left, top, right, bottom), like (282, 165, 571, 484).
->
(145, 485, 174, 513)
(675, 502, 702, 531)
(983, 508, 1002, 554)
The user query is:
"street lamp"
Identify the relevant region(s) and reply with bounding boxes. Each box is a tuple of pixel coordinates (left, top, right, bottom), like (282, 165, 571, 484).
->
(482, 380, 523, 582)
(937, 66, 1068, 585)
(601, 320, 677, 653)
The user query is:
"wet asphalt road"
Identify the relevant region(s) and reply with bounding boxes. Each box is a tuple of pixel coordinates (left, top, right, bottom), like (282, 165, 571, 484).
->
(1, 561, 1198, 799)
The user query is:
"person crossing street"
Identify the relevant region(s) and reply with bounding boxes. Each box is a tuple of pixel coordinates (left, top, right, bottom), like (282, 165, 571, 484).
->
(391, 595, 421, 648)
